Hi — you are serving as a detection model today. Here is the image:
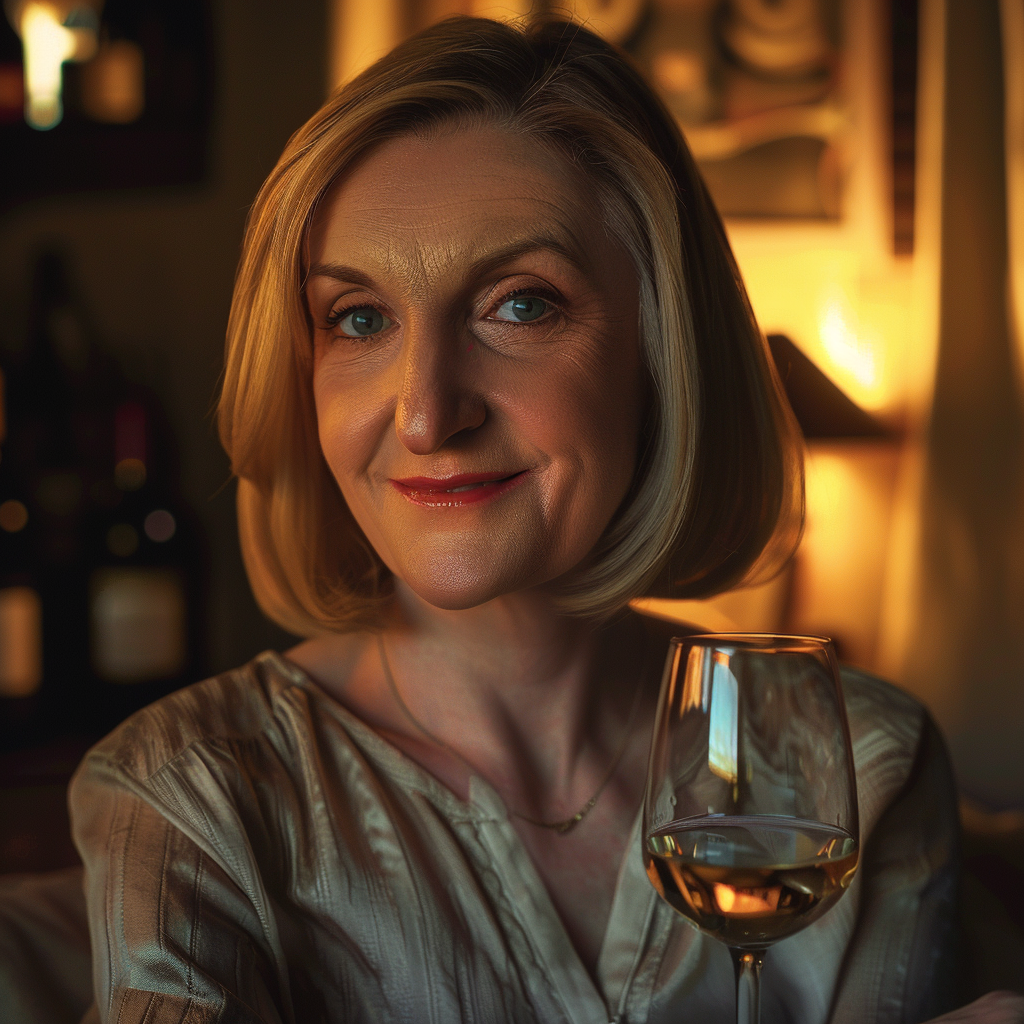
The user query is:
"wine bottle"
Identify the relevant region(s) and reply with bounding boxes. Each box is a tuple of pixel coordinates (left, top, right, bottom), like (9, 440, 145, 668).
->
(87, 398, 198, 689)
(0, 366, 44, 709)
(1, 250, 206, 750)
(0, 251, 98, 746)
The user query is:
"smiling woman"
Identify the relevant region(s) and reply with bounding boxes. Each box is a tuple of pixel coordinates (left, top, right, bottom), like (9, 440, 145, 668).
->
(55, 14, 1003, 1024)
(306, 125, 646, 612)
(217, 17, 804, 637)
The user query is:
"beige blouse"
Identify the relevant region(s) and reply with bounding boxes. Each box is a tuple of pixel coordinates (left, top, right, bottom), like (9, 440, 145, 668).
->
(66, 651, 961, 1024)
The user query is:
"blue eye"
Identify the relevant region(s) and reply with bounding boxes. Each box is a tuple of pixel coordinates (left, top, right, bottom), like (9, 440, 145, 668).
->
(494, 295, 551, 323)
(335, 306, 392, 337)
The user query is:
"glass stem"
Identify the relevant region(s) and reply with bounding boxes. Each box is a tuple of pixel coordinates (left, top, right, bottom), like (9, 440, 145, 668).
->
(729, 948, 764, 1024)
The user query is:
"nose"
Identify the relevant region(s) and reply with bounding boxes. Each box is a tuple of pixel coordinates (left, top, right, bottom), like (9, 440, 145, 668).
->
(394, 321, 486, 455)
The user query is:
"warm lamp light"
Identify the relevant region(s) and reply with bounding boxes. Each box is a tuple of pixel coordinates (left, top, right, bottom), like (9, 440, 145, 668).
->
(4, 0, 100, 129)
(819, 292, 880, 393)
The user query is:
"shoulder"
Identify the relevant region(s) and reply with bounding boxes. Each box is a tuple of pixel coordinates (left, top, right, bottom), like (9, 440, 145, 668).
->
(830, 672, 962, 1019)
(68, 651, 365, 882)
(77, 651, 317, 785)
(836, 665, 957, 859)
(839, 665, 929, 796)
(839, 663, 925, 742)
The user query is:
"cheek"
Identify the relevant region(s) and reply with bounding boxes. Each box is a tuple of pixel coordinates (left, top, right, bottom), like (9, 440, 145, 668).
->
(313, 361, 388, 500)
(547, 333, 644, 467)
(509, 335, 644, 531)
(314, 377, 406, 574)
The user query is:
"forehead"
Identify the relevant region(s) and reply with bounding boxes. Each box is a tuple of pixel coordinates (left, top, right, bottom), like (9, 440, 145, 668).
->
(307, 125, 600, 277)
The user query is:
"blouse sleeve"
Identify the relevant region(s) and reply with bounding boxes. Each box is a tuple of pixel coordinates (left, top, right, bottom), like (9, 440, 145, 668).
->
(69, 750, 289, 1024)
(830, 712, 966, 1024)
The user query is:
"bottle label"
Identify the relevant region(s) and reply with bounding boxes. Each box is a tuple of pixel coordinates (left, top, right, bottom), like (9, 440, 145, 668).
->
(0, 586, 43, 697)
(90, 568, 186, 683)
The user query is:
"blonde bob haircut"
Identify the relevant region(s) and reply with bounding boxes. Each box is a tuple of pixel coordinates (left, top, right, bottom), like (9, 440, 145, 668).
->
(218, 15, 804, 636)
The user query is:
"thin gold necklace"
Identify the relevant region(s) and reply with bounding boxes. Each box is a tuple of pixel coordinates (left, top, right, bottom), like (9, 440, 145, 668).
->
(377, 635, 644, 835)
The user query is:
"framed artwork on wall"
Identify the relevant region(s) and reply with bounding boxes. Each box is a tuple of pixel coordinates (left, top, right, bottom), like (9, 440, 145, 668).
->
(338, 0, 911, 239)
(622, 0, 847, 220)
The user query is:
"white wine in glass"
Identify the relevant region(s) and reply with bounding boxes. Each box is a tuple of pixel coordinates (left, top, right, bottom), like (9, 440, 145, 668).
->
(642, 635, 860, 1024)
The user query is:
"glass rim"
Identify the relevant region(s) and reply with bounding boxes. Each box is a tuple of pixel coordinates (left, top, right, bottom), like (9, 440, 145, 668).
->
(668, 632, 835, 649)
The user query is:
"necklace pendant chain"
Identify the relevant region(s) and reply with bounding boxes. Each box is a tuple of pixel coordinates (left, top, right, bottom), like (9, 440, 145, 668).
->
(377, 635, 645, 834)
(519, 796, 596, 834)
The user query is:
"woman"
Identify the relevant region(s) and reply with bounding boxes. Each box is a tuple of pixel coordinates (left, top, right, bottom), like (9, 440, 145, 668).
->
(67, 15, 1016, 1024)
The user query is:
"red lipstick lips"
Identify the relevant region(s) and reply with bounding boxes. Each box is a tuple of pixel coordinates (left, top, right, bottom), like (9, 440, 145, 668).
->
(390, 470, 528, 507)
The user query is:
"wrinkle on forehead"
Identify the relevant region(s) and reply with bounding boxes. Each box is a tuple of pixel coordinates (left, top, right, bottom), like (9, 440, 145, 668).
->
(307, 127, 605, 294)
(321, 218, 595, 294)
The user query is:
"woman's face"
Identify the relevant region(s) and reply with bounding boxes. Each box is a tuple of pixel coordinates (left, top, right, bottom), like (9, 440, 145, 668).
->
(305, 124, 646, 611)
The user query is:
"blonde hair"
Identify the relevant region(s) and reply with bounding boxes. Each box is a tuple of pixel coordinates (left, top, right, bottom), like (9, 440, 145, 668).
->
(218, 15, 804, 636)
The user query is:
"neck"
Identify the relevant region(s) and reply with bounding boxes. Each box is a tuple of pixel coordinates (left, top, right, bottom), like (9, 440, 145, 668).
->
(385, 582, 639, 782)
(291, 582, 653, 811)
(394, 581, 603, 693)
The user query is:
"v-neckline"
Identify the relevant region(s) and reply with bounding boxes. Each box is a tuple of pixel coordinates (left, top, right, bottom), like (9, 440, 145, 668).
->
(465, 772, 658, 1022)
(275, 650, 660, 1022)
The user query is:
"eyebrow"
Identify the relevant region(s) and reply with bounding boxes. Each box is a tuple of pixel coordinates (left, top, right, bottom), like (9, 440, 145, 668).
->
(304, 230, 595, 289)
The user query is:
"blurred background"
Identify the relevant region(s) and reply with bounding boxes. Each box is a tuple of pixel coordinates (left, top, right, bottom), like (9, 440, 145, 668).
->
(0, 0, 1022, 989)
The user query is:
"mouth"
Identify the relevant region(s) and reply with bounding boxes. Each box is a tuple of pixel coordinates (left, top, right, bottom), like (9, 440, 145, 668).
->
(390, 470, 529, 507)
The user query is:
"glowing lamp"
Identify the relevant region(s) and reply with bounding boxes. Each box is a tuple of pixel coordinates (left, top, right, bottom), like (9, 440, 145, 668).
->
(4, 0, 101, 129)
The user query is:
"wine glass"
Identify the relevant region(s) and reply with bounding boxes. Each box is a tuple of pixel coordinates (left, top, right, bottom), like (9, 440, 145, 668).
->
(642, 634, 859, 1024)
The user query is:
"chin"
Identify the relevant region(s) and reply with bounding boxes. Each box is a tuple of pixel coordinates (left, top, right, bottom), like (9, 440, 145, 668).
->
(392, 542, 543, 611)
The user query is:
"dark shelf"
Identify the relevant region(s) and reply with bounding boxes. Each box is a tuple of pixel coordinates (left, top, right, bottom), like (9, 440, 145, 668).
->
(767, 333, 897, 441)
